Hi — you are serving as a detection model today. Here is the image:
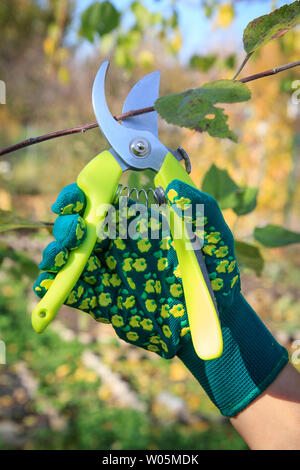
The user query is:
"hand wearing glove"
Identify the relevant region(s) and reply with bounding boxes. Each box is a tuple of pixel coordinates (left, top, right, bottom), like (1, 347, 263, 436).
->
(34, 180, 288, 417)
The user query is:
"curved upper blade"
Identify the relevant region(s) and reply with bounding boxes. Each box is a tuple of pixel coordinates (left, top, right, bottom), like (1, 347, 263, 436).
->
(92, 61, 167, 171)
(122, 71, 160, 137)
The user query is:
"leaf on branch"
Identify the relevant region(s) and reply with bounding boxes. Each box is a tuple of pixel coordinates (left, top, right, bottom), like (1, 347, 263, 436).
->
(201, 164, 258, 214)
(189, 54, 217, 72)
(202, 164, 239, 209)
(224, 54, 236, 70)
(233, 186, 258, 216)
(131, 1, 152, 29)
(155, 80, 251, 141)
(217, 3, 235, 28)
(235, 240, 264, 276)
(0, 210, 52, 233)
(80, 1, 120, 42)
(243, 1, 300, 54)
(254, 224, 300, 247)
(280, 76, 297, 94)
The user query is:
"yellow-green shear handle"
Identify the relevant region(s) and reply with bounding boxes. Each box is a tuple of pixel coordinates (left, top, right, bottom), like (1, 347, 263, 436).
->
(154, 152, 223, 360)
(31, 150, 122, 334)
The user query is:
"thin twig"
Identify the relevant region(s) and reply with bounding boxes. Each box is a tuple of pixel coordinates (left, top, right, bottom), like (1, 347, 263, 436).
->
(1, 59, 300, 158)
(237, 59, 300, 83)
(232, 52, 253, 80)
(0, 106, 155, 157)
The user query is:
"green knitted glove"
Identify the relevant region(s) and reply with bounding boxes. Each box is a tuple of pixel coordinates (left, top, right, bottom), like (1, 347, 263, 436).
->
(166, 181, 289, 417)
(34, 181, 288, 417)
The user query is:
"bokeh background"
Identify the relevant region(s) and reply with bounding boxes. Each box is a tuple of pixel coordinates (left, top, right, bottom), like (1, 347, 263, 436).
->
(0, 0, 299, 450)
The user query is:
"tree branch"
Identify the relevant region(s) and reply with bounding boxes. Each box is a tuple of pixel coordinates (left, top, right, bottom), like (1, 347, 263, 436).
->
(0, 106, 155, 157)
(1, 59, 299, 158)
(237, 59, 300, 83)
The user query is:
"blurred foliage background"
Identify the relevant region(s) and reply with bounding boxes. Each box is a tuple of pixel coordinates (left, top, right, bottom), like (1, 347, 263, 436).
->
(0, 0, 299, 450)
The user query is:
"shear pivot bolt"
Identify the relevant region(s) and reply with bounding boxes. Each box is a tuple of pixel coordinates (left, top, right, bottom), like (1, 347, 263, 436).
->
(130, 138, 151, 158)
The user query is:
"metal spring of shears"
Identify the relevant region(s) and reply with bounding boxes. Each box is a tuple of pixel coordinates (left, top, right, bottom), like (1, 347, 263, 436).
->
(113, 147, 191, 208)
(113, 183, 166, 208)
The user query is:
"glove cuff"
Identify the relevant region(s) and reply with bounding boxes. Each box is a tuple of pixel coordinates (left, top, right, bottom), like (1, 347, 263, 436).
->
(177, 293, 289, 417)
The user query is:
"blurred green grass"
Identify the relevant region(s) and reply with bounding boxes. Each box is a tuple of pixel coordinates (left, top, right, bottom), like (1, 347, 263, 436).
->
(0, 260, 247, 450)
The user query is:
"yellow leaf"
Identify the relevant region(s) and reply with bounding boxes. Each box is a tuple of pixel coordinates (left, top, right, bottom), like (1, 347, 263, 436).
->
(0, 189, 11, 210)
(98, 385, 111, 401)
(43, 37, 56, 56)
(187, 395, 201, 411)
(169, 362, 187, 381)
(217, 3, 235, 28)
(56, 364, 71, 378)
(84, 370, 98, 383)
(138, 50, 154, 70)
(189, 420, 210, 432)
(171, 31, 182, 52)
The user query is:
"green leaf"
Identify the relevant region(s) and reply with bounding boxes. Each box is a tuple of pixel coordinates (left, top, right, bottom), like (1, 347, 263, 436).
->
(224, 54, 236, 70)
(243, 1, 300, 54)
(254, 225, 300, 247)
(114, 28, 142, 70)
(131, 1, 152, 29)
(235, 240, 264, 276)
(202, 164, 239, 209)
(155, 80, 251, 141)
(280, 76, 296, 94)
(80, 1, 120, 42)
(233, 186, 258, 216)
(201, 164, 258, 215)
(189, 54, 217, 72)
(170, 9, 179, 28)
(0, 209, 52, 233)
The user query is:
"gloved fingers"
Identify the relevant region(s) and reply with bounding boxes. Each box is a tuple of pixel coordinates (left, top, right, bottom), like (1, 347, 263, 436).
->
(165, 179, 240, 305)
(33, 272, 56, 299)
(39, 239, 103, 285)
(52, 213, 86, 250)
(166, 179, 219, 220)
(165, 179, 234, 246)
(37, 184, 91, 277)
(33, 270, 112, 324)
(38, 241, 69, 272)
(51, 183, 86, 216)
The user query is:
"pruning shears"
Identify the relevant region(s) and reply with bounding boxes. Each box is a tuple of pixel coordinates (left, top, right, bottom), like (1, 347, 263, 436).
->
(31, 61, 223, 360)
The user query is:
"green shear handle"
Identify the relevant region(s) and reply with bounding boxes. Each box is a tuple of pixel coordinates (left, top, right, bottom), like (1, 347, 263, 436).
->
(155, 152, 223, 360)
(31, 150, 122, 333)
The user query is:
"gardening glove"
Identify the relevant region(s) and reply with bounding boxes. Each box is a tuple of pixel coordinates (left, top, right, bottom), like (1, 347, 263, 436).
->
(33, 181, 289, 417)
